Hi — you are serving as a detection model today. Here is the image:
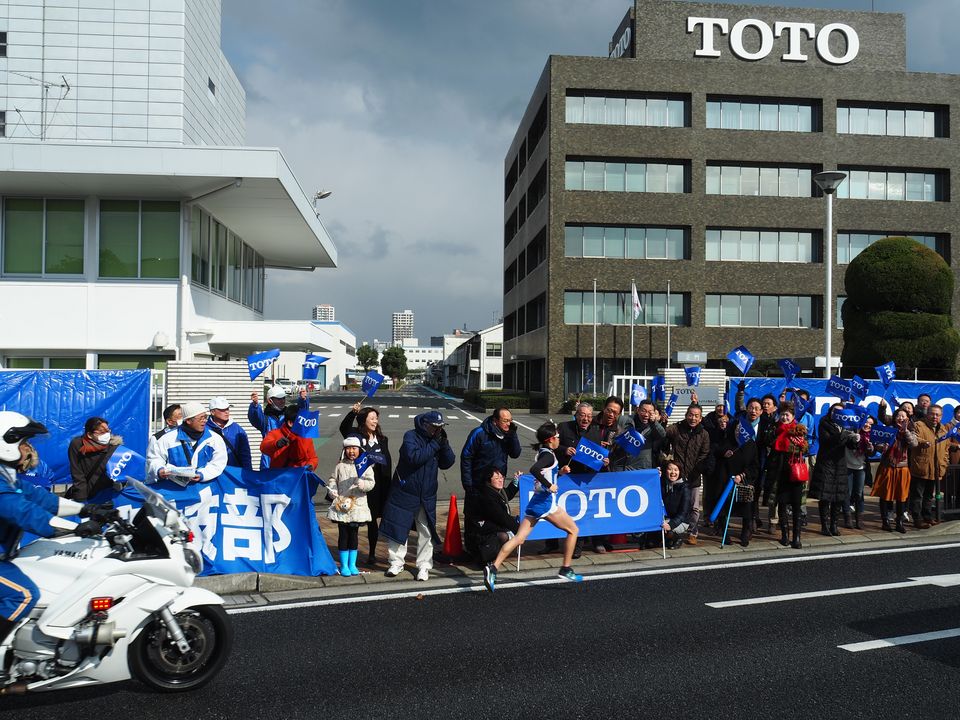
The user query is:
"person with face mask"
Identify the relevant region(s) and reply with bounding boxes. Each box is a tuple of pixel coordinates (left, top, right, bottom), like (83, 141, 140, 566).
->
(248, 386, 309, 469)
(66, 416, 124, 501)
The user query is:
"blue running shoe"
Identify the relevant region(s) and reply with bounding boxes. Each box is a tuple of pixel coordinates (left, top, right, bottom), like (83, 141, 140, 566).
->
(483, 563, 497, 592)
(558, 566, 583, 582)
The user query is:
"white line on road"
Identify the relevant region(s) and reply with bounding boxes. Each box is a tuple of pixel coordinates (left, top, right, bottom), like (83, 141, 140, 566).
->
(388, 414, 399, 418)
(225, 542, 960, 615)
(326, 414, 340, 417)
(407, 414, 417, 418)
(839, 628, 960, 653)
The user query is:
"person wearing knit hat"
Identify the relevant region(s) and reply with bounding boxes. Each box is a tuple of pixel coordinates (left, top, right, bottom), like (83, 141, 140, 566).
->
(146, 401, 228, 485)
(325, 435, 375, 576)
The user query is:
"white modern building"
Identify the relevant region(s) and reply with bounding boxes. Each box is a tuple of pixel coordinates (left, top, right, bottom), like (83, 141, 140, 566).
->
(391, 309, 414, 345)
(272, 321, 357, 390)
(443, 323, 504, 391)
(0, 0, 340, 371)
(311, 303, 335, 322)
(399, 338, 442, 372)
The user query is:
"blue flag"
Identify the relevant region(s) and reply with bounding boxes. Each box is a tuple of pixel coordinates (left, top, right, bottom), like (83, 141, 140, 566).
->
(875, 361, 896, 388)
(301, 354, 329, 381)
(615, 428, 646, 456)
(685, 366, 701, 387)
(361, 371, 385, 397)
(364, 450, 388, 466)
(584, 371, 594, 390)
(105, 445, 146, 482)
(291, 409, 320, 438)
(870, 423, 899, 446)
(826, 374, 853, 399)
(652, 375, 666, 402)
(354, 451, 373, 477)
(247, 348, 281, 381)
(630, 383, 646, 407)
(936, 424, 960, 444)
(735, 416, 756, 447)
(778, 358, 800, 385)
(573, 437, 608, 472)
(834, 404, 866, 430)
(849, 375, 869, 401)
(790, 391, 811, 420)
(727, 345, 755, 375)
(664, 392, 679, 418)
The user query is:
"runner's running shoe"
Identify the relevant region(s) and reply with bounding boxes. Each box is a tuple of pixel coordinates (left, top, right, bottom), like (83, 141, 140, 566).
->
(558, 567, 583, 582)
(483, 563, 497, 592)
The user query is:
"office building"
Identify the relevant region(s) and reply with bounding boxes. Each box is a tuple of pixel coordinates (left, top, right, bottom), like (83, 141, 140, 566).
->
(391, 309, 414, 345)
(312, 304, 335, 322)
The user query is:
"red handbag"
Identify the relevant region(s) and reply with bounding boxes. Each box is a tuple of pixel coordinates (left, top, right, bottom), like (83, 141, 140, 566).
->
(789, 457, 809, 483)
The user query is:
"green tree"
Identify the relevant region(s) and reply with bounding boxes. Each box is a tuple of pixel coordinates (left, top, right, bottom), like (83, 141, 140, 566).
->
(380, 346, 408, 385)
(842, 237, 960, 380)
(356, 344, 379, 373)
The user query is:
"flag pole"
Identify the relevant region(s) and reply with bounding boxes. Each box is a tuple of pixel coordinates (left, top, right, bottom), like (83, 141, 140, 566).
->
(630, 279, 635, 385)
(592, 278, 597, 396)
(665, 280, 672, 369)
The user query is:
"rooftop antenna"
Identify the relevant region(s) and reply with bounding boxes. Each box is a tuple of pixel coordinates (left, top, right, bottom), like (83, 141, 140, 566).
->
(8, 71, 70, 140)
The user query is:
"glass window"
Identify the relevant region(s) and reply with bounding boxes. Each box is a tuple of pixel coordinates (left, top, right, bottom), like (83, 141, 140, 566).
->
(625, 163, 645, 192)
(140, 201, 179, 278)
(868, 171, 886, 200)
(905, 173, 925, 201)
(887, 109, 904, 136)
(780, 104, 799, 132)
(5, 358, 43, 369)
(667, 99, 684, 127)
(565, 226, 582, 257)
(760, 104, 779, 130)
(849, 170, 869, 199)
(565, 161, 583, 190)
(583, 227, 604, 257)
(198, 212, 211, 283)
(667, 228, 684, 259)
(849, 107, 869, 134)
(646, 163, 666, 193)
(603, 292, 620, 325)
(905, 109, 924, 137)
(886, 172, 905, 201)
(626, 98, 645, 125)
(706, 101, 721, 129)
(242, 243, 254, 307)
(741, 166, 759, 196)
(705, 295, 720, 326)
(923, 111, 936, 138)
(720, 295, 739, 326)
(605, 227, 625, 258)
(780, 231, 799, 262)
(190, 206, 206, 286)
(779, 167, 800, 197)
(705, 165, 720, 195)
(584, 96, 605, 124)
(44, 200, 84, 274)
(798, 105, 812, 132)
(799, 297, 812, 327)
(720, 165, 739, 195)
(836, 107, 849, 134)
(721, 101, 740, 129)
(605, 97, 626, 125)
(605, 162, 626, 192)
(798, 232, 813, 263)
(741, 295, 760, 326)
(583, 162, 604, 191)
(780, 296, 799, 326)
(666, 164, 685, 193)
(798, 168, 812, 196)
(211, 221, 227, 293)
(742, 103, 760, 130)
(565, 96, 583, 124)
(647, 98, 668, 126)
(228, 232, 242, 301)
(720, 229, 739, 261)
(3, 199, 43, 274)
(741, 230, 760, 261)
(760, 231, 779, 262)
(48, 357, 86, 369)
(923, 173, 936, 201)
(867, 108, 886, 135)
(759, 167, 779, 196)
(759, 296, 779, 327)
(99, 200, 139, 278)
(646, 228, 667, 259)
(705, 229, 721, 261)
(626, 228, 645, 258)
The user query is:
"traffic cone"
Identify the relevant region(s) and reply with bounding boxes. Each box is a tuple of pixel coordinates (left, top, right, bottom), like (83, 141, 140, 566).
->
(442, 494, 464, 559)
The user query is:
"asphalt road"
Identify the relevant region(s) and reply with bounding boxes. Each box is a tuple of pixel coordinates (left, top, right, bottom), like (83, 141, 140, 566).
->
(6, 542, 960, 718)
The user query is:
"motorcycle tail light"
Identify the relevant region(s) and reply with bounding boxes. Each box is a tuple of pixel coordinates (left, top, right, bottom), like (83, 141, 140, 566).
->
(187, 531, 195, 543)
(89, 597, 113, 612)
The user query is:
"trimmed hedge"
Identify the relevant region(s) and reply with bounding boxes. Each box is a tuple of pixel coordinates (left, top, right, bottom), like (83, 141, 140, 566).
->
(845, 237, 953, 314)
(464, 390, 531, 410)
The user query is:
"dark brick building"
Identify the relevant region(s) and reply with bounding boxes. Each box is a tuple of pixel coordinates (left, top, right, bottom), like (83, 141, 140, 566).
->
(502, 0, 959, 411)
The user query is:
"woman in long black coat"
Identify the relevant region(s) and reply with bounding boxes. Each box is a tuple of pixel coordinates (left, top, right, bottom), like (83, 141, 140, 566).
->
(340, 402, 392, 565)
(810, 403, 859, 537)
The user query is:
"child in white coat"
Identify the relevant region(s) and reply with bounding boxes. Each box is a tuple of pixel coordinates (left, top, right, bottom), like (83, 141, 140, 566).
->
(327, 437, 376, 576)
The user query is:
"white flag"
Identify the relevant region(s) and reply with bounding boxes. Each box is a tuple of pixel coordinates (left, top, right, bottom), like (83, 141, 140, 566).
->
(631, 282, 641, 320)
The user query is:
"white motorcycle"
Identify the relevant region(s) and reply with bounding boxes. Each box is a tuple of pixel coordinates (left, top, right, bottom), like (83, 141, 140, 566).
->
(1, 481, 232, 695)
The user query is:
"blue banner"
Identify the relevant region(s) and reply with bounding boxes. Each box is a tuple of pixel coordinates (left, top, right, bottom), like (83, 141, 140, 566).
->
(870, 423, 899, 446)
(727, 345, 755, 375)
(362, 371, 385, 397)
(834, 404, 867, 430)
(301, 354, 329, 381)
(0, 369, 151, 486)
(519, 469, 664, 540)
(937, 424, 960, 444)
(685, 366, 701, 387)
(573, 437, 608, 472)
(247, 348, 281, 381)
(354, 451, 373, 477)
(850, 375, 869, 401)
(652, 375, 666, 402)
(735, 415, 756, 447)
(91, 467, 336, 576)
(615, 428, 646, 456)
(105, 445, 146, 482)
(876, 361, 897, 388)
(291, 409, 320, 438)
(630, 383, 646, 407)
(778, 358, 800, 385)
(665, 392, 679, 418)
(827, 375, 853, 399)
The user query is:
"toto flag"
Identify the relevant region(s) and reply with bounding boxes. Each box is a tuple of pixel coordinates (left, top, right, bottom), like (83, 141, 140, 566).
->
(301, 354, 329, 381)
(876, 361, 897, 388)
(735, 416, 756, 447)
(870, 423, 899, 446)
(834, 403, 867, 430)
(291, 409, 320, 438)
(630, 383, 646, 407)
(849, 375, 869, 401)
(615, 428, 646, 456)
(936, 424, 960, 444)
(652, 375, 666, 402)
(664, 392, 679, 418)
(354, 452, 373, 477)
(778, 358, 801, 385)
(105, 445, 146, 482)
(826, 375, 853, 399)
(247, 348, 280, 381)
(790, 391, 812, 419)
(685, 366, 701, 387)
(727, 345, 755, 375)
(362, 371, 385, 397)
(573, 437, 608, 472)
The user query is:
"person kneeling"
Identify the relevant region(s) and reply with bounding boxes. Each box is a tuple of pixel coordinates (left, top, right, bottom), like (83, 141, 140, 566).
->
(469, 467, 520, 565)
(661, 460, 691, 550)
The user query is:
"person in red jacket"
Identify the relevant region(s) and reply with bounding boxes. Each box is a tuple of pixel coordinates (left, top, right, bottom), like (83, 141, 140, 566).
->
(260, 405, 318, 471)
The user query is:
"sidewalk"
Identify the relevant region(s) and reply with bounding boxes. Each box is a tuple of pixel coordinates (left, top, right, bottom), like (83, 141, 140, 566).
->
(198, 493, 960, 601)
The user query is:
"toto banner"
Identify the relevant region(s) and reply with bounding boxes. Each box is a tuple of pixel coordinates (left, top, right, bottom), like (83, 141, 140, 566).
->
(518, 469, 664, 540)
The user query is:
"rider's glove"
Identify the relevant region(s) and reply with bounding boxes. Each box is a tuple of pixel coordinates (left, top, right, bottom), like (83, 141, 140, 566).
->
(75, 519, 103, 538)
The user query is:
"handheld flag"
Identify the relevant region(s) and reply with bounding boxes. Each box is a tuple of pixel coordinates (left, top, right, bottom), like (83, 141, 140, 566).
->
(875, 361, 896, 388)
(573, 437, 608, 472)
(361, 371, 385, 397)
(354, 451, 373, 477)
(652, 375, 666, 402)
(849, 375, 869, 401)
(630, 383, 646, 407)
(291, 409, 320, 438)
(364, 450, 388, 466)
(826, 374, 853, 400)
(685, 366, 701, 387)
(727, 345, 755, 375)
(936, 424, 960, 444)
(790, 391, 811, 420)
(778, 358, 800, 385)
(664, 392, 679, 418)
(870, 423, 899, 446)
(105, 445, 147, 481)
(247, 348, 281, 381)
(301, 354, 329, 381)
(615, 428, 646, 456)
(735, 416, 756, 447)
(834, 404, 866, 430)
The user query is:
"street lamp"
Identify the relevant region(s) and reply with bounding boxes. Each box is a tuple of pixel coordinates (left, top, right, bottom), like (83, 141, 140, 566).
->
(813, 171, 847, 379)
(312, 190, 332, 217)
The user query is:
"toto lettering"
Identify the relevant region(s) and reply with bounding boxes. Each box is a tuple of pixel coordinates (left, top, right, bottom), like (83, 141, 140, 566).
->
(610, 26, 632, 59)
(687, 16, 859, 65)
(297, 415, 318, 428)
(577, 443, 605, 461)
(249, 358, 274, 370)
(109, 451, 134, 479)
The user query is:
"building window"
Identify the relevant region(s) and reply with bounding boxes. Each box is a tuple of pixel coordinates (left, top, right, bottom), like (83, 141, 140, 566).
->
(836, 168, 945, 202)
(564, 290, 688, 326)
(0, 111, 6, 138)
(566, 92, 688, 128)
(486, 343, 503, 358)
(99, 200, 179, 279)
(837, 103, 946, 138)
(565, 225, 687, 260)
(0, 32, 6, 58)
(190, 206, 263, 310)
(706, 97, 818, 132)
(706, 164, 814, 197)
(705, 295, 817, 328)
(208, 78, 216, 96)
(486, 373, 503, 389)
(706, 228, 817, 263)
(837, 296, 845, 329)
(3, 198, 84, 276)
(565, 159, 686, 193)
(837, 232, 947, 265)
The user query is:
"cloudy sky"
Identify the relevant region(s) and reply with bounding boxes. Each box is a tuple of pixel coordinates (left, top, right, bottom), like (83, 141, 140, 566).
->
(219, 0, 958, 345)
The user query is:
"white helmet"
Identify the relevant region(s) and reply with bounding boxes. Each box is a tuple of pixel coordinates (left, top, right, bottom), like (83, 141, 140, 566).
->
(266, 386, 286, 401)
(0, 411, 48, 463)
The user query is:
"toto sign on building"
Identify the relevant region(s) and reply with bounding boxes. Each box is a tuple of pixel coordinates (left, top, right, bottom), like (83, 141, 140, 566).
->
(687, 16, 860, 65)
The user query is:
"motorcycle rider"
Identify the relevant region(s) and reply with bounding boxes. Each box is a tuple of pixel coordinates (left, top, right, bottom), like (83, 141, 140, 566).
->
(0, 411, 109, 647)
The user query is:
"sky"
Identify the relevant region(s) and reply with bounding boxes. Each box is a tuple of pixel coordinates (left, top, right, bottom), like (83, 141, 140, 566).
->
(219, 0, 960, 346)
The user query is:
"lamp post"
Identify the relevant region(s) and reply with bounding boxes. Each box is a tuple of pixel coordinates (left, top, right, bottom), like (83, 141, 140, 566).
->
(813, 171, 847, 379)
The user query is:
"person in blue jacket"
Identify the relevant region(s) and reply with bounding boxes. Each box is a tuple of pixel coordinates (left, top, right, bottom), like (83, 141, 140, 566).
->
(379, 411, 455, 581)
(248, 386, 309, 469)
(0, 412, 107, 646)
(206, 396, 252, 470)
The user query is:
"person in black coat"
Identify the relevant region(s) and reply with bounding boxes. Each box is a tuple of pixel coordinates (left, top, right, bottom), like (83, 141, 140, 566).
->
(466, 467, 520, 564)
(811, 404, 859, 537)
(710, 418, 760, 547)
(659, 460, 691, 549)
(340, 402, 393, 566)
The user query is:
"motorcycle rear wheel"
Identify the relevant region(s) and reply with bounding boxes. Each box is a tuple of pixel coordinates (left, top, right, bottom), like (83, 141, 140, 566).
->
(129, 605, 233, 692)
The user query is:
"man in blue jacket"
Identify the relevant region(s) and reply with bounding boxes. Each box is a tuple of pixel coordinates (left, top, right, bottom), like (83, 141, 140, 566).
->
(207, 397, 252, 470)
(248, 386, 308, 468)
(379, 411, 456, 581)
(460, 408, 521, 558)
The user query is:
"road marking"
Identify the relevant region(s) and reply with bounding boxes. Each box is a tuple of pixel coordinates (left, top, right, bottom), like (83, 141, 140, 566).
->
(447, 416, 458, 420)
(388, 414, 399, 418)
(408, 414, 417, 418)
(225, 542, 960, 615)
(327, 414, 340, 417)
(706, 573, 960, 608)
(839, 628, 960, 653)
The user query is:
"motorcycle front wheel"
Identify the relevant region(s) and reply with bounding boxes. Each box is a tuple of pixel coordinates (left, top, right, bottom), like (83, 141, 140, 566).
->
(129, 604, 233, 692)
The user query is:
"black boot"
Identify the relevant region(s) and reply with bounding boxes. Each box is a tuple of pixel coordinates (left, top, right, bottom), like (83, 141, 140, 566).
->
(843, 510, 852, 529)
(895, 502, 908, 534)
(819, 501, 831, 536)
(853, 509, 862, 530)
(829, 502, 841, 536)
(0, 617, 15, 648)
(791, 517, 802, 549)
(779, 523, 789, 547)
